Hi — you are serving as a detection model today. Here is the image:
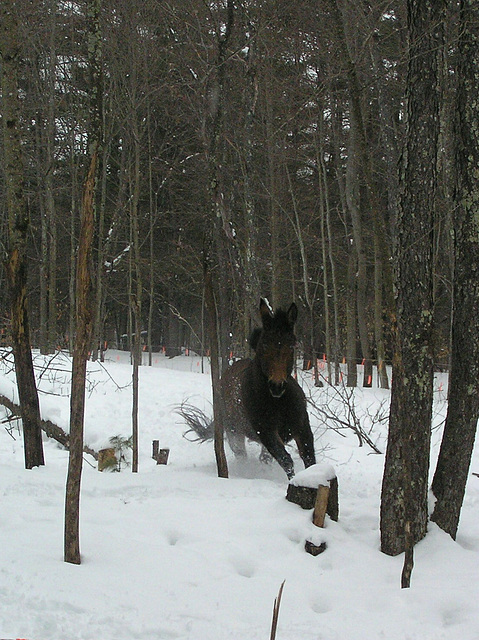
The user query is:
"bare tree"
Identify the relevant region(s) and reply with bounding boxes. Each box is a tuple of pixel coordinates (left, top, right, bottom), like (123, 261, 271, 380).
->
(0, 0, 44, 469)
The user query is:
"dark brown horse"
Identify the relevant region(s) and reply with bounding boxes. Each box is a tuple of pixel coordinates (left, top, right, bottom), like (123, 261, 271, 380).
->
(219, 299, 316, 479)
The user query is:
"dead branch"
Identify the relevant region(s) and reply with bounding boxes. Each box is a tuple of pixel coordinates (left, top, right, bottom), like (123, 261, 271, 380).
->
(0, 394, 98, 460)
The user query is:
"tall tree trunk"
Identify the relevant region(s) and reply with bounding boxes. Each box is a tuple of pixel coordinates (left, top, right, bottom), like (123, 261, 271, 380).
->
(319, 173, 332, 384)
(203, 1, 234, 476)
(68, 130, 79, 355)
(345, 127, 372, 387)
(374, 238, 389, 389)
(431, 0, 479, 540)
(46, 16, 58, 353)
(265, 64, 282, 309)
(64, 0, 102, 564)
(36, 114, 49, 355)
(322, 142, 341, 385)
(380, 0, 444, 565)
(242, 14, 260, 347)
(346, 244, 358, 387)
(130, 131, 142, 474)
(0, 0, 45, 469)
(147, 104, 155, 366)
(91, 137, 110, 362)
(332, 95, 357, 387)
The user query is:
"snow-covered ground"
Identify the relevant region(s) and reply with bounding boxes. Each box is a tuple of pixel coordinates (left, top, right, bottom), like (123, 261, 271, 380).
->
(1, 349, 478, 640)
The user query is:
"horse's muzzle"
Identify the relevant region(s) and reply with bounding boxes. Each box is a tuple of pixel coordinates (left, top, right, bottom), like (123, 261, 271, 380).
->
(268, 380, 286, 398)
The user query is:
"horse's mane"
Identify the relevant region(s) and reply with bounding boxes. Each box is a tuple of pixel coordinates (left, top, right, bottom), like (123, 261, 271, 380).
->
(249, 327, 262, 351)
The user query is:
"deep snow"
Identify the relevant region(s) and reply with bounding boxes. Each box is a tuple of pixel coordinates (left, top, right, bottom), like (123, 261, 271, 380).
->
(1, 349, 479, 640)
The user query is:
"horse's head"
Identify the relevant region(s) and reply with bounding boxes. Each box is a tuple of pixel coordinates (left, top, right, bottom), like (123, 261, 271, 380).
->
(253, 298, 298, 398)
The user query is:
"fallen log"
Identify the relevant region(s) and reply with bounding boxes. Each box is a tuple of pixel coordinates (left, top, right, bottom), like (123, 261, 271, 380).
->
(0, 394, 98, 460)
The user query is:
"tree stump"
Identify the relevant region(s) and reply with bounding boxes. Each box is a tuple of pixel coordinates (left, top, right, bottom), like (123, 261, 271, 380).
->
(286, 464, 338, 556)
(286, 464, 339, 521)
(152, 440, 170, 465)
(98, 447, 117, 472)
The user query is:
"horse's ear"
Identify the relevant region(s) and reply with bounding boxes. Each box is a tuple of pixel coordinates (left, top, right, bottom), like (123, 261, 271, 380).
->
(259, 298, 273, 327)
(287, 302, 298, 326)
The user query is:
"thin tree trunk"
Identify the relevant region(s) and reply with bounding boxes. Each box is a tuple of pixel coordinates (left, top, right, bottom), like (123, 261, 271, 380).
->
(64, 0, 102, 564)
(242, 16, 260, 346)
(0, 0, 45, 469)
(202, 1, 234, 477)
(91, 137, 110, 361)
(37, 114, 49, 355)
(332, 96, 357, 387)
(319, 174, 332, 384)
(130, 132, 142, 474)
(345, 127, 372, 387)
(147, 104, 155, 366)
(321, 142, 341, 385)
(374, 237, 389, 389)
(204, 258, 228, 478)
(46, 0, 57, 352)
(65, 146, 98, 563)
(265, 65, 282, 309)
(346, 245, 358, 387)
(69, 130, 78, 355)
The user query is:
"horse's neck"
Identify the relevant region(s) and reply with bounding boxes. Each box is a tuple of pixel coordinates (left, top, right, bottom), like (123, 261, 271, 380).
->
(250, 356, 268, 389)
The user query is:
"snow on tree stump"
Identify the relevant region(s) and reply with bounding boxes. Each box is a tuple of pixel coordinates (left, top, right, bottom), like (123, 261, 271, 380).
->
(98, 447, 117, 472)
(152, 440, 170, 465)
(286, 464, 338, 555)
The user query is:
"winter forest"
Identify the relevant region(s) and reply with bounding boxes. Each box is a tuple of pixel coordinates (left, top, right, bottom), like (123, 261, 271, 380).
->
(1, 0, 479, 637)
(1, 0, 456, 367)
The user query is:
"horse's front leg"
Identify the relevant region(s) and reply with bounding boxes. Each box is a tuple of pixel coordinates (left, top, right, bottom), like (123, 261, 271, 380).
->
(294, 421, 316, 469)
(259, 430, 295, 479)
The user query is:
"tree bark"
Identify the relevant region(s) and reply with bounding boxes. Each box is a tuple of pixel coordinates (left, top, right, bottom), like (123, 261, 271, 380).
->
(431, 0, 479, 540)
(0, 0, 45, 469)
(380, 0, 444, 559)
